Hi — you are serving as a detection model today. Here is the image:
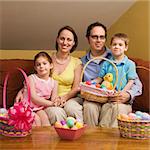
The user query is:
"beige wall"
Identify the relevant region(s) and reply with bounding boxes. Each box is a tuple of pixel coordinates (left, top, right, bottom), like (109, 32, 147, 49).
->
(0, 50, 86, 60)
(107, 0, 149, 61)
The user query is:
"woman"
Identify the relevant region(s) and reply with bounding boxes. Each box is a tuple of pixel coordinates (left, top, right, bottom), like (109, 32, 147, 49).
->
(45, 26, 83, 124)
(16, 26, 83, 125)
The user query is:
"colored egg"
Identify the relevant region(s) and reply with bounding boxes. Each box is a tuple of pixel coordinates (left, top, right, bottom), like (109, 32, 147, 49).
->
(66, 117, 76, 123)
(66, 119, 74, 128)
(86, 81, 91, 85)
(96, 84, 101, 88)
(120, 114, 129, 120)
(60, 120, 66, 125)
(62, 124, 69, 129)
(55, 122, 62, 128)
(135, 111, 143, 117)
(128, 113, 137, 119)
(75, 122, 83, 128)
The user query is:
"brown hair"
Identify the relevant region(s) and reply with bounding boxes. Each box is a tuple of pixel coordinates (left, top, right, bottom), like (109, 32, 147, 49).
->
(110, 33, 129, 46)
(34, 51, 52, 65)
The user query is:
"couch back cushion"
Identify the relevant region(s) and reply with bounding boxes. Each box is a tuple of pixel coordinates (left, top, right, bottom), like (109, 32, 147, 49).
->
(0, 59, 34, 108)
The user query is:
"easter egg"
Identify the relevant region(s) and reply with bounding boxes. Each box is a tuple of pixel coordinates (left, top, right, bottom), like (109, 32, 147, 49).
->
(62, 124, 69, 129)
(141, 113, 150, 120)
(128, 113, 136, 120)
(86, 81, 91, 85)
(75, 122, 83, 128)
(66, 119, 74, 128)
(60, 120, 66, 125)
(66, 117, 76, 123)
(96, 84, 101, 88)
(55, 122, 62, 128)
(71, 126, 78, 130)
(135, 111, 143, 117)
(120, 114, 129, 120)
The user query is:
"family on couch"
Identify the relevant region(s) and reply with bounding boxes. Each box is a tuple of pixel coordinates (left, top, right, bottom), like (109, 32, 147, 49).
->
(15, 21, 142, 128)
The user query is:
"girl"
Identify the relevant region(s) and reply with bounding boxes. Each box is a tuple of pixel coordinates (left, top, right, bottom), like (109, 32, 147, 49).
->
(20, 52, 58, 126)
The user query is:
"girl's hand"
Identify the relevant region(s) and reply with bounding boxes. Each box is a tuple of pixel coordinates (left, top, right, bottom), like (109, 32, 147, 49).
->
(59, 96, 67, 107)
(53, 97, 61, 107)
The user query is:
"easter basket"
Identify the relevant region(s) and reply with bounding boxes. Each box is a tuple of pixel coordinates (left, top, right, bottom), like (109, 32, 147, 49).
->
(117, 66, 150, 139)
(0, 68, 34, 137)
(80, 56, 118, 103)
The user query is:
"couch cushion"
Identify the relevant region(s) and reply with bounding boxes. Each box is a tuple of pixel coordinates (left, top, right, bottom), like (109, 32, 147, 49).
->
(131, 58, 150, 112)
(0, 59, 34, 108)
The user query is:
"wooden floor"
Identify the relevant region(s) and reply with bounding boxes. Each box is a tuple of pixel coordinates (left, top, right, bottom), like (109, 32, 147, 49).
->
(0, 127, 149, 150)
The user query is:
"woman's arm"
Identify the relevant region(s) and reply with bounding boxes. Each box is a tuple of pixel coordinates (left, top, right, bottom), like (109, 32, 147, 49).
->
(28, 76, 54, 107)
(60, 64, 82, 103)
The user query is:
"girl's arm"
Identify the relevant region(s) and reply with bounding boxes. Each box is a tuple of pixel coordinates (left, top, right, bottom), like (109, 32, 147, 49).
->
(15, 88, 24, 102)
(28, 76, 54, 107)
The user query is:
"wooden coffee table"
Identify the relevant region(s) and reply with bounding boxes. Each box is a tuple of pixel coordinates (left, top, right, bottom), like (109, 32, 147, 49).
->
(0, 127, 149, 150)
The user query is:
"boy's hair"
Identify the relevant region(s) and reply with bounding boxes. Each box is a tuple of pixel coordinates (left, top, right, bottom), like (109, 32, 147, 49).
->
(110, 33, 129, 46)
(86, 21, 107, 39)
(34, 51, 52, 65)
(55, 25, 78, 53)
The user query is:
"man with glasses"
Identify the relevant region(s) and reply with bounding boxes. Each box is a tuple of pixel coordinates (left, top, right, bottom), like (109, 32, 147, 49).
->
(81, 22, 142, 127)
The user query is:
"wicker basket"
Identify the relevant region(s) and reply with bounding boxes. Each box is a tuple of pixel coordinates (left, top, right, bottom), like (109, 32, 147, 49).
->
(118, 117, 150, 139)
(117, 66, 150, 139)
(54, 124, 87, 140)
(80, 56, 118, 103)
(0, 68, 34, 137)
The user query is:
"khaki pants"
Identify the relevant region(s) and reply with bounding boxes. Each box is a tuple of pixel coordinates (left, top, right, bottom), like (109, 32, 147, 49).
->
(83, 100, 102, 126)
(45, 97, 83, 125)
(99, 103, 132, 128)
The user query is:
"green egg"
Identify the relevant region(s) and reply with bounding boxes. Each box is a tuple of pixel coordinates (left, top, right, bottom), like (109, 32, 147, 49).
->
(66, 119, 74, 128)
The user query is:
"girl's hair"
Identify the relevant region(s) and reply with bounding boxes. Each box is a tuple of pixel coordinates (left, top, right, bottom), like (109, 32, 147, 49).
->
(34, 51, 52, 65)
(86, 21, 107, 39)
(110, 33, 129, 46)
(55, 25, 78, 53)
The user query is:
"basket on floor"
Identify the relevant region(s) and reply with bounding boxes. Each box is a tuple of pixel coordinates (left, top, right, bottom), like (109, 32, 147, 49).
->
(117, 66, 150, 139)
(0, 68, 34, 137)
(80, 56, 118, 103)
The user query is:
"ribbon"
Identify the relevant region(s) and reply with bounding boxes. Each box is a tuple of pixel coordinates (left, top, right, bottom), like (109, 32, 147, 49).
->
(8, 102, 35, 131)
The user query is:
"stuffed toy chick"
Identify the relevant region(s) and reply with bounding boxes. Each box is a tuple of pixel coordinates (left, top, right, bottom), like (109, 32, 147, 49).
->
(101, 73, 114, 90)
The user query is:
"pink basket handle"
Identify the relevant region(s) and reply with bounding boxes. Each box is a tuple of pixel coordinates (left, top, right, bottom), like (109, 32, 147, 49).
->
(3, 67, 31, 109)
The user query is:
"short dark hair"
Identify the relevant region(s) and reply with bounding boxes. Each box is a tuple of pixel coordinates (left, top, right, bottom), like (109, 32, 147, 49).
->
(55, 26, 78, 53)
(34, 51, 52, 65)
(86, 21, 107, 39)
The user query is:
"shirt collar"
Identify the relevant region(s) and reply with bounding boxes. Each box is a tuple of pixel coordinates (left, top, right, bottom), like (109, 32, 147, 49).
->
(111, 55, 128, 65)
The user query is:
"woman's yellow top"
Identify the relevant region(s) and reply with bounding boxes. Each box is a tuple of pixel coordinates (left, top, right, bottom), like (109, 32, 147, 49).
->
(52, 56, 82, 96)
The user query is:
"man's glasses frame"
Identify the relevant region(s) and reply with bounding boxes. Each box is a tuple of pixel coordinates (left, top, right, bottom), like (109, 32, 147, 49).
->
(90, 35, 106, 40)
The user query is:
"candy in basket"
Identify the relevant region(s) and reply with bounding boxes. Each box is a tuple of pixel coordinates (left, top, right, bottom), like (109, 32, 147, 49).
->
(0, 68, 34, 137)
(80, 56, 118, 103)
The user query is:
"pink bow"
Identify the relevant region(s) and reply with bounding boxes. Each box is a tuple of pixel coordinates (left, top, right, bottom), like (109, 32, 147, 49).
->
(8, 102, 34, 131)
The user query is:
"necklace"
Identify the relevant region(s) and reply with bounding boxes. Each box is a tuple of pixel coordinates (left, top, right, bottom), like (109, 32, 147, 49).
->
(55, 54, 70, 65)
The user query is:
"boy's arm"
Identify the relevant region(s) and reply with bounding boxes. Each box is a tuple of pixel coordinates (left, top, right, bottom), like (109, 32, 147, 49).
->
(122, 79, 134, 92)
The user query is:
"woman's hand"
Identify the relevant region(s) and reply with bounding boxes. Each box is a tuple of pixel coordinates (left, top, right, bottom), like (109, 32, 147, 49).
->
(109, 91, 130, 104)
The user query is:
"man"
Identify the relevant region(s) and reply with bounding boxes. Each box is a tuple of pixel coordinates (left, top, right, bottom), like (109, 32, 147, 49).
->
(81, 22, 142, 126)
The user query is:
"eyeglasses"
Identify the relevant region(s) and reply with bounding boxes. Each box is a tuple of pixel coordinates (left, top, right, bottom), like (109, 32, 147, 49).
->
(90, 35, 106, 40)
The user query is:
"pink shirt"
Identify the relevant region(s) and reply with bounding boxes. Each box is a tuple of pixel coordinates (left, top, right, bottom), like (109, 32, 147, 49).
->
(23, 74, 55, 111)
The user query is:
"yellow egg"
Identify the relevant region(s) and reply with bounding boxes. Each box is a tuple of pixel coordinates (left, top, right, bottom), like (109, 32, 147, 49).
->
(54, 121, 62, 128)
(75, 122, 83, 128)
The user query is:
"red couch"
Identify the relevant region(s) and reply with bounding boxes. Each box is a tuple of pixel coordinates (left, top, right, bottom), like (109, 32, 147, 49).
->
(0, 58, 149, 112)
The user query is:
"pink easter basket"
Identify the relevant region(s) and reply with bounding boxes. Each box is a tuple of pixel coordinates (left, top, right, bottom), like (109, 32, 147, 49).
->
(0, 68, 34, 137)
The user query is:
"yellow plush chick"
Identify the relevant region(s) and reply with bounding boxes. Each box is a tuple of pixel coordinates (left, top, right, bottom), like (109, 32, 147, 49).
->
(101, 73, 114, 90)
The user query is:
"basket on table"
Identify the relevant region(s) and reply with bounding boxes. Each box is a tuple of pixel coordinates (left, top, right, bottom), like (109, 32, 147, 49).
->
(0, 68, 34, 137)
(54, 124, 87, 140)
(117, 66, 150, 139)
(80, 56, 118, 103)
